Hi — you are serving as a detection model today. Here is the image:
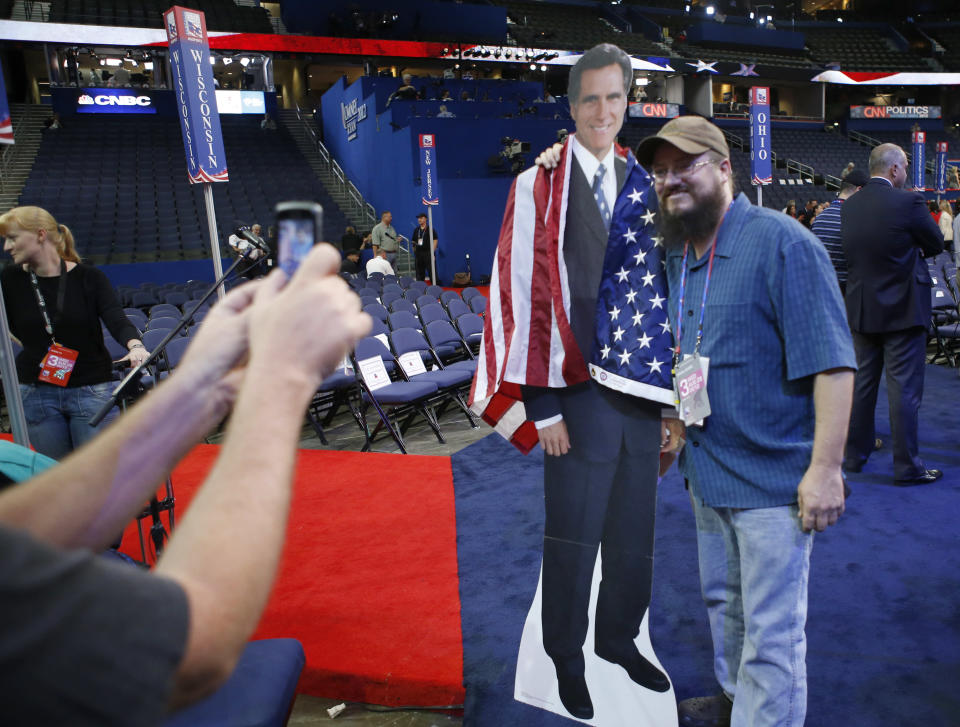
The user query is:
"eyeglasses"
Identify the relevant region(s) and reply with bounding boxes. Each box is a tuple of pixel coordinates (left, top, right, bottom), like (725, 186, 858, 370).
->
(650, 158, 716, 185)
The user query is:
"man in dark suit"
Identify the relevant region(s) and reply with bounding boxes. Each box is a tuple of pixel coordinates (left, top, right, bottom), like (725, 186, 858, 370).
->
(841, 142, 944, 484)
(520, 44, 678, 720)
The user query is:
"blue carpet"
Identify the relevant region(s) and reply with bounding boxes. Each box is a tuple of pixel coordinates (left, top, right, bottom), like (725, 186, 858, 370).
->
(451, 363, 960, 726)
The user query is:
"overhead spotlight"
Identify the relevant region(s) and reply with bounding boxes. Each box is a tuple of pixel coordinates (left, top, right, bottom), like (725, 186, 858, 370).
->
(505, 49, 513, 58)
(223, 57, 232, 65)
(455, 63, 460, 69)
(105, 58, 122, 67)
(837, 17, 843, 22)
(482, 49, 491, 57)
(749, 11, 754, 19)
(494, 48, 501, 58)
(758, 17, 765, 25)
(684, 3, 690, 12)
(540, 64, 547, 72)
(144, 61, 154, 71)
(529, 63, 536, 70)
(240, 57, 250, 67)
(443, 47, 449, 54)
(767, 15, 772, 20)
(706, 5, 715, 16)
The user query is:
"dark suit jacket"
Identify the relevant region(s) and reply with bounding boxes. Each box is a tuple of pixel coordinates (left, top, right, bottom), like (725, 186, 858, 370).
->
(522, 154, 659, 462)
(841, 178, 943, 333)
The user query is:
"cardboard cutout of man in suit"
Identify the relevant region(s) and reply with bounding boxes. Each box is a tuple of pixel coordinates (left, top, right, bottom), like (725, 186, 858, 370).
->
(517, 45, 682, 721)
(841, 143, 944, 485)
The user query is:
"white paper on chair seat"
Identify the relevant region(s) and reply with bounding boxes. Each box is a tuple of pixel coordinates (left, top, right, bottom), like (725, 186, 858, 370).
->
(398, 351, 428, 377)
(357, 356, 391, 391)
(374, 333, 390, 347)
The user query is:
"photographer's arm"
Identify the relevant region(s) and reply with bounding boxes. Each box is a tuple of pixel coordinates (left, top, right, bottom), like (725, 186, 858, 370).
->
(156, 247, 370, 705)
(0, 282, 264, 549)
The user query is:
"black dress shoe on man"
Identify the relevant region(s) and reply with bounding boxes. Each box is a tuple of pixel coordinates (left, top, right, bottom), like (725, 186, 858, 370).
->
(678, 693, 733, 727)
(595, 645, 670, 692)
(894, 469, 943, 486)
(552, 656, 593, 720)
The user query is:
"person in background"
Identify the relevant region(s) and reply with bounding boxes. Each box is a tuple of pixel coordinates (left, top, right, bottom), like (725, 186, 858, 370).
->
(938, 199, 953, 251)
(841, 161, 855, 179)
(365, 247, 394, 277)
(370, 211, 399, 267)
(953, 200, 960, 269)
(783, 199, 798, 218)
(436, 104, 455, 118)
(411, 213, 438, 282)
(0, 245, 370, 726)
(0, 206, 148, 460)
(797, 198, 818, 228)
(841, 143, 944, 486)
(811, 169, 869, 295)
(340, 225, 364, 254)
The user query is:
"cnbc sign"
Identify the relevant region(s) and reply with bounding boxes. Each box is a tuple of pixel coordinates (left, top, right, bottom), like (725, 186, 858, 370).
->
(77, 88, 157, 114)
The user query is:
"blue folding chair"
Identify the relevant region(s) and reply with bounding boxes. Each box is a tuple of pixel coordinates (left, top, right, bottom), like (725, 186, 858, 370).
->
(388, 311, 421, 331)
(389, 299, 417, 315)
(419, 302, 449, 326)
(363, 302, 389, 323)
(352, 336, 442, 453)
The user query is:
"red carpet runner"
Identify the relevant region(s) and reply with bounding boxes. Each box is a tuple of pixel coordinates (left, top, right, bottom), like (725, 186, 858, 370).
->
(121, 445, 465, 707)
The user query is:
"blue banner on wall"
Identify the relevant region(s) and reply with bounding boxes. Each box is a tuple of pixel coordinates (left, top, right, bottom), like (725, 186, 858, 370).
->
(419, 133, 440, 206)
(164, 5, 228, 184)
(749, 86, 772, 185)
(912, 130, 926, 191)
(935, 141, 948, 194)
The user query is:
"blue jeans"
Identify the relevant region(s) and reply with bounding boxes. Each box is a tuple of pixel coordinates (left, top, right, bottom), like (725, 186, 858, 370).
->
(692, 496, 813, 727)
(19, 382, 119, 460)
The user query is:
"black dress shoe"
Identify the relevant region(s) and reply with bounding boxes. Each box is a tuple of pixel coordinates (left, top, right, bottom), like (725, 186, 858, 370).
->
(894, 469, 943, 486)
(595, 645, 670, 692)
(678, 693, 733, 727)
(552, 656, 593, 720)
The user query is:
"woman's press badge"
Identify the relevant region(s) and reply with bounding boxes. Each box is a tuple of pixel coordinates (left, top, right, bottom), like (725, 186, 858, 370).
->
(674, 354, 710, 427)
(38, 343, 79, 387)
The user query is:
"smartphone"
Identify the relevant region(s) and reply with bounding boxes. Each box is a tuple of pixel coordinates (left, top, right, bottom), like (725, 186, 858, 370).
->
(275, 201, 324, 277)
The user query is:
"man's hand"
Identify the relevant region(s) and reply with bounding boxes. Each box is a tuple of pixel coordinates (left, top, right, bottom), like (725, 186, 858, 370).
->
(661, 418, 686, 453)
(797, 463, 845, 532)
(534, 142, 563, 170)
(538, 420, 570, 456)
(246, 244, 371, 392)
(177, 280, 266, 387)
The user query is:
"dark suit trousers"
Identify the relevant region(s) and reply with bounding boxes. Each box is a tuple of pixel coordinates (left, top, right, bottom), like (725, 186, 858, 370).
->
(541, 432, 659, 663)
(845, 327, 926, 479)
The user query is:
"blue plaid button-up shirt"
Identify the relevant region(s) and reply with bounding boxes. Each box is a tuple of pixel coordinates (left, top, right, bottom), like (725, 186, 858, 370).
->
(666, 193, 856, 508)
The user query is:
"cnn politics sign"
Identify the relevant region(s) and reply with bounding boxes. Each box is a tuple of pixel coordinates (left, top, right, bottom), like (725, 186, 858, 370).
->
(850, 105, 942, 119)
(77, 89, 156, 114)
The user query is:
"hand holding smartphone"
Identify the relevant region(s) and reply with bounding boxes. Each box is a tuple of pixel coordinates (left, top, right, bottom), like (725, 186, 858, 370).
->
(275, 201, 324, 277)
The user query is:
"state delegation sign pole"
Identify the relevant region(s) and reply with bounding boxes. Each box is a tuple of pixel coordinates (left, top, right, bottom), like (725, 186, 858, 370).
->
(165, 5, 230, 299)
(202, 183, 224, 288)
(419, 133, 440, 284)
(749, 86, 772, 209)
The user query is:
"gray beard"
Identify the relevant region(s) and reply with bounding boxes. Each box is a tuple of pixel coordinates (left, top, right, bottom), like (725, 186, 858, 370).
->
(658, 185, 729, 249)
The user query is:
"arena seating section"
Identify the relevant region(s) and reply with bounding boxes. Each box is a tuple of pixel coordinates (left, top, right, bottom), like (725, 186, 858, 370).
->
(19, 116, 348, 264)
(803, 26, 929, 72)
(47, 0, 272, 32)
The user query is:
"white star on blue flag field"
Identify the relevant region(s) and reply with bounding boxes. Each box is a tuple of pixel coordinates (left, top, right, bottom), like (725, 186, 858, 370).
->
(590, 151, 673, 393)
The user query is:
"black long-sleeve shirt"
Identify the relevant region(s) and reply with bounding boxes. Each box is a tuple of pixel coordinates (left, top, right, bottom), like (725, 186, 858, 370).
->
(2, 264, 139, 387)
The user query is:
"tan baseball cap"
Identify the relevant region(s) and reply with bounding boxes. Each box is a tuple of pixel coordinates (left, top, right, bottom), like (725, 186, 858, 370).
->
(636, 116, 730, 168)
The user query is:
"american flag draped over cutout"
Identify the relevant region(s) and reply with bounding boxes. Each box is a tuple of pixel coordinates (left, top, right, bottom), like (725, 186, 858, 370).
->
(469, 136, 674, 453)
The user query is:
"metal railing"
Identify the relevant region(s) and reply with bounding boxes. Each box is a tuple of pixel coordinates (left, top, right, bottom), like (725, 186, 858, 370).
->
(786, 158, 815, 182)
(0, 110, 31, 193)
(293, 104, 377, 230)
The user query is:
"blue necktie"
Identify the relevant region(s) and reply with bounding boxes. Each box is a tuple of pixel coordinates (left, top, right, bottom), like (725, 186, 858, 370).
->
(593, 163, 611, 230)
